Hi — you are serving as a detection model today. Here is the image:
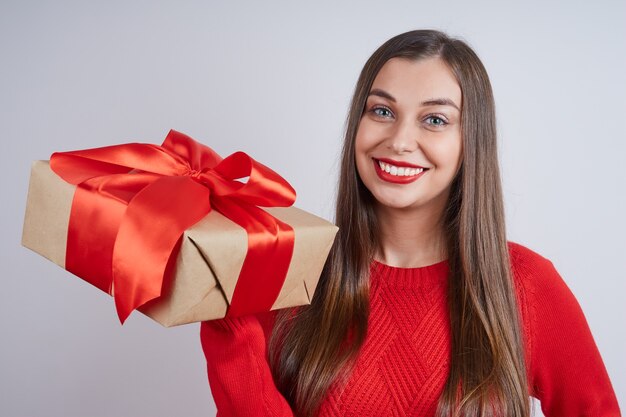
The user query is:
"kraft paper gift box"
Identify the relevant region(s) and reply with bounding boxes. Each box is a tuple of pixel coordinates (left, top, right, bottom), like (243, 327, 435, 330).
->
(21, 130, 338, 327)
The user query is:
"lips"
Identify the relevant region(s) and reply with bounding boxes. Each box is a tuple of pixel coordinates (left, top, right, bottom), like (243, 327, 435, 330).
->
(372, 158, 428, 184)
(375, 157, 426, 169)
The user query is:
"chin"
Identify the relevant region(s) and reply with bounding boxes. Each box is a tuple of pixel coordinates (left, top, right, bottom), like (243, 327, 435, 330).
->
(372, 192, 418, 210)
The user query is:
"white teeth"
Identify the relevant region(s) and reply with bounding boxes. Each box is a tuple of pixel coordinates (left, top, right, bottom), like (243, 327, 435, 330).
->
(377, 160, 424, 177)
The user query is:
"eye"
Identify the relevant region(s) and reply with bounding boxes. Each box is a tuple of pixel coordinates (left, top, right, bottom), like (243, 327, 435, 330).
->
(424, 114, 448, 127)
(370, 105, 394, 119)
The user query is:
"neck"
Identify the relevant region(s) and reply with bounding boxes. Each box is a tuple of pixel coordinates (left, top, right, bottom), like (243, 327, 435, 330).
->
(374, 203, 448, 268)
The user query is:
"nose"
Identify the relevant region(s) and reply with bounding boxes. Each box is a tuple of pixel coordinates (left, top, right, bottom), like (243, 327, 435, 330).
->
(386, 119, 419, 154)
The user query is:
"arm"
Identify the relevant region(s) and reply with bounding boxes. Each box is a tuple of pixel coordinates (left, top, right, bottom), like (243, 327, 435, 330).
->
(526, 257, 621, 416)
(200, 311, 295, 417)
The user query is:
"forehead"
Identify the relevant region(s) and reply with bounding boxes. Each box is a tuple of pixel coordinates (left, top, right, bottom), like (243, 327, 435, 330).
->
(370, 57, 462, 109)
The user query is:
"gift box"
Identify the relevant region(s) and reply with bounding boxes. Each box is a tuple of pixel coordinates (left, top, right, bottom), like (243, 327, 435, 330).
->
(21, 130, 338, 327)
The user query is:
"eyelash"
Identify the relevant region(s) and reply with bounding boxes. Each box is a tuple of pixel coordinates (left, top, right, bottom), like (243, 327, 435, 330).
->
(369, 105, 449, 126)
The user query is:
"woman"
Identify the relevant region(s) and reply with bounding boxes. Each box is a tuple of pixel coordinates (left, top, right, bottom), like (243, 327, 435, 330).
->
(200, 30, 621, 417)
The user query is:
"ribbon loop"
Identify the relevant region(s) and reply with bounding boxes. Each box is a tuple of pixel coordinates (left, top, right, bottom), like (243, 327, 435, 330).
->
(51, 130, 296, 323)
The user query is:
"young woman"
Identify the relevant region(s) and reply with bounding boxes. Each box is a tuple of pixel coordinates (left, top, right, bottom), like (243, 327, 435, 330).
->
(200, 30, 621, 417)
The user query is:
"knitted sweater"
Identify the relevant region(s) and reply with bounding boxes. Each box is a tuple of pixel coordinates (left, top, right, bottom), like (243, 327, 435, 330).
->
(200, 242, 621, 416)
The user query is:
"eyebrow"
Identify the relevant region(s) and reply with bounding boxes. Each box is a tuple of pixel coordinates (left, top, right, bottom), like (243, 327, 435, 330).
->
(368, 88, 460, 111)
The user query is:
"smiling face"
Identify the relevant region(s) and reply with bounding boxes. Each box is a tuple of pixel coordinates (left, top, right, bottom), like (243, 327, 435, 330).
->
(355, 56, 463, 215)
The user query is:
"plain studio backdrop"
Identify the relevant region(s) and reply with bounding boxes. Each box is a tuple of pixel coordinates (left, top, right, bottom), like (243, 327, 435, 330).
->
(1, 1, 624, 416)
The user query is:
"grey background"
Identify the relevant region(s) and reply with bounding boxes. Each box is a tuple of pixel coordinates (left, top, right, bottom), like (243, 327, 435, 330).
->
(1, 1, 624, 416)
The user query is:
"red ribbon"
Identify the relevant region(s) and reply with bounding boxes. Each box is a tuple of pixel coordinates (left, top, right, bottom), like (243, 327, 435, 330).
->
(50, 129, 296, 324)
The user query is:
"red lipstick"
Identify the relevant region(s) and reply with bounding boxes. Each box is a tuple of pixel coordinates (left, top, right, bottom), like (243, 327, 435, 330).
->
(376, 157, 426, 169)
(373, 158, 428, 184)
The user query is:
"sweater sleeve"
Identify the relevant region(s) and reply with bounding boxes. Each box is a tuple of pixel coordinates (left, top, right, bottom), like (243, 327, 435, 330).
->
(521, 252, 621, 416)
(200, 311, 295, 417)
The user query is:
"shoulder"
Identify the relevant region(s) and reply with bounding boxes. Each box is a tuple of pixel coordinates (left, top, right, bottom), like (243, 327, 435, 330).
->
(506, 240, 569, 299)
(506, 240, 556, 279)
(506, 240, 580, 297)
(256, 309, 280, 339)
(504, 243, 620, 410)
(506, 241, 586, 379)
(505, 241, 588, 348)
(256, 307, 301, 341)
(505, 241, 584, 343)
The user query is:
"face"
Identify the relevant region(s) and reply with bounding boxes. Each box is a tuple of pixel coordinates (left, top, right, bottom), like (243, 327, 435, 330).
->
(355, 56, 463, 214)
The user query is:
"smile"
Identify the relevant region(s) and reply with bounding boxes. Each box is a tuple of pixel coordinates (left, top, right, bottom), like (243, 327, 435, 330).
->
(377, 160, 424, 176)
(372, 158, 428, 184)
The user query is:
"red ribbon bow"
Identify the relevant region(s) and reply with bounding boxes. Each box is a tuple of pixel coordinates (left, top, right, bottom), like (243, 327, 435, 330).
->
(50, 130, 296, 323)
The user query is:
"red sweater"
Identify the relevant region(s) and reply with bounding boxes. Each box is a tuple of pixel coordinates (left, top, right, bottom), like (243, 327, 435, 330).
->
(200, 242, 621, 416)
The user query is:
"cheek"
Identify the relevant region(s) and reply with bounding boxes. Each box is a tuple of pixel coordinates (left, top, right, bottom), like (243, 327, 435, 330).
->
(354, 129, 370, 164)
(354, 135, 377, 184)
(354, 119, 380, 151)
(450, 139, 463, 170)
(426, 138, 462, 170)
(354, 126, 365, 152)
(354, 145, 368, 180)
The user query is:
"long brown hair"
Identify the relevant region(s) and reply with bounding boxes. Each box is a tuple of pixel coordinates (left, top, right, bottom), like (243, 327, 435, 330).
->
(268, 29, 530, 417)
